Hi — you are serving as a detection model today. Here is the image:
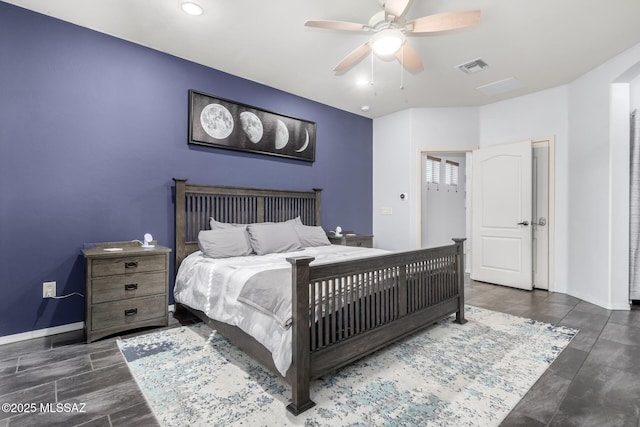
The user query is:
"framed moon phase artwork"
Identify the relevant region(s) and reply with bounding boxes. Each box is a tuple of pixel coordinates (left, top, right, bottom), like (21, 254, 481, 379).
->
(188, 90, 316, 162)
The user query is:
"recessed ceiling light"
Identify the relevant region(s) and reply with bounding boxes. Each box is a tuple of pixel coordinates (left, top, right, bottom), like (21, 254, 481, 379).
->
(361, 105, 370, 112)
(181, 1, 203, 16)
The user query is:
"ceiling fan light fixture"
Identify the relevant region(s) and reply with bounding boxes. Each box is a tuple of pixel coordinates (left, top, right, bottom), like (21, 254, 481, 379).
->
(181, 1, 203, 16)
(371, 29, 405, 57)
(356, 77, 370, 86)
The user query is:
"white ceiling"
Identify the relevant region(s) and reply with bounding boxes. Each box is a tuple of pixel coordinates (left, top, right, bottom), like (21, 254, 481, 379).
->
(5, 0, 640, 118)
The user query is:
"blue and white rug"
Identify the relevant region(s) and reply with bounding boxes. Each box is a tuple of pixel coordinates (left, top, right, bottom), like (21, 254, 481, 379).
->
(117, 306, 577, 426)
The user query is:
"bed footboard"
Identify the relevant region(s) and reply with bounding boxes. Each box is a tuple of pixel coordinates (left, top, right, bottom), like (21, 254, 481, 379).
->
(286, 238, 466, 414)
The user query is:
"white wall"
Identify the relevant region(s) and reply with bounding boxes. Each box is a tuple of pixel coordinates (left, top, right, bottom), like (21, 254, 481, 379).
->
(478, 86, 569, 294)
(410, 108, 479, 250)
(568, 43, 640, 309)
(372, 110, 413, 250)
(373, 108, 478, 251)
(478, 86, 569, 148)
(422, 153, 467, 248)
(372, 41, 640, 309)
(632, 75, 640, 110)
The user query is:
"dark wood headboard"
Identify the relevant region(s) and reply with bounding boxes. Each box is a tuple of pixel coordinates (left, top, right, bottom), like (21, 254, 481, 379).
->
(173, 178, 322, 271)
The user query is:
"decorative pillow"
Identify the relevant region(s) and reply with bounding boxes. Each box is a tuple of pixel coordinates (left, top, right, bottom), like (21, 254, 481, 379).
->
(198, 228, 253, 258)
(247, 222, 302, 255)
(294, 224, 331, 247)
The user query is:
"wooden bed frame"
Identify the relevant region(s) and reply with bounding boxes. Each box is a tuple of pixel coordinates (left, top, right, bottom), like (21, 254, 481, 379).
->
(173, 178, 466, 415)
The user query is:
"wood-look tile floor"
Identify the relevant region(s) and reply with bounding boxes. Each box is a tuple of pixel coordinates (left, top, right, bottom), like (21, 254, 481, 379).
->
(1, 280, 639, 426)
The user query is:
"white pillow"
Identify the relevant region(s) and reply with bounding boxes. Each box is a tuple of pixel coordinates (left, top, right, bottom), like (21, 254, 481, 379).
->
(294, 224, 331, 247)
(198, 228, 253, 258)
(247, 222, 302, 255)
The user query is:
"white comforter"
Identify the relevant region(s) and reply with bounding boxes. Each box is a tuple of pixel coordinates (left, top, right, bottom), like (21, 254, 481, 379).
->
(174, 244, 389, 376)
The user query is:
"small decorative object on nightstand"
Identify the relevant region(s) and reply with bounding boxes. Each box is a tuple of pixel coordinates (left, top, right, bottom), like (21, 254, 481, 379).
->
(82, 241, 171, 343)
(328, 232, 373, 248)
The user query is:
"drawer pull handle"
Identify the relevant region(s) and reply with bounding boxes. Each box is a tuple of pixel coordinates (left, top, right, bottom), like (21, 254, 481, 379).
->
(124, 283, 138, 291)
(124, 308, 138, 317)
(124, 261, 138, 269)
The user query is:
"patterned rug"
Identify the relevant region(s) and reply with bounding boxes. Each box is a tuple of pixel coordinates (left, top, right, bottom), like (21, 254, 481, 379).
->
(117, 306, 577, 427)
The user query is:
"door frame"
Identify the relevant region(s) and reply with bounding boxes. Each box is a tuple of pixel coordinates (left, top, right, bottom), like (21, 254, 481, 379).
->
(417, 138, 555, 292)
(532, 137, 556, 292)
(418, 148, 474, 272)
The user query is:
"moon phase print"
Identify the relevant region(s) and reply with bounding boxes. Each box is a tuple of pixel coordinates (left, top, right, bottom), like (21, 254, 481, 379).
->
(188, 90, 316, 162)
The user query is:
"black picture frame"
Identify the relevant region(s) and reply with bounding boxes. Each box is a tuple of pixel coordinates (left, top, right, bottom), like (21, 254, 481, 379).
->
(188, 90, 316, 162)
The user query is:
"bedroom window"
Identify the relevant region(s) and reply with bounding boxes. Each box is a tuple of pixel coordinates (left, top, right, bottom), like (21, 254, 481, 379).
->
(445, 160, 459, 191)
(426, 155, 441, 188)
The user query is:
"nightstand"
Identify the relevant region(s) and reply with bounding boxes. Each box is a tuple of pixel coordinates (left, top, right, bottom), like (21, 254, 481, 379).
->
(82, 241, 171, 343)
(328, 234, 373, 248)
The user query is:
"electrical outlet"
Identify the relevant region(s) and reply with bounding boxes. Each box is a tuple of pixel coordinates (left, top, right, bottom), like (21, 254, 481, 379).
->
(43, 281, 56, 298)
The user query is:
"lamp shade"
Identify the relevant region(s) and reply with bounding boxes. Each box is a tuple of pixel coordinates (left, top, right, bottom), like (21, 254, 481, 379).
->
(181, 1, 203, 16)
(370, 29, 405, 57)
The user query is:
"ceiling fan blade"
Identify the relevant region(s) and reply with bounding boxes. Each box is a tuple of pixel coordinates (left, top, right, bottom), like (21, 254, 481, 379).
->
(406, 10, 481, 33)
(396, 41, 423, 74)
(304, 20, 366, 32)
(333, 43, 372, 75)
(385, 0, 412, 21)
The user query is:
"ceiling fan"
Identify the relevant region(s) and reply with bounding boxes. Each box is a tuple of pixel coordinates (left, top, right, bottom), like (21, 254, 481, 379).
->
(305, 0, 481, 75)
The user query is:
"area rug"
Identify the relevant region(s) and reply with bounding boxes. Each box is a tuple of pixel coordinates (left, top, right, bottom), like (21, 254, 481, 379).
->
(117, 306, 577, 427)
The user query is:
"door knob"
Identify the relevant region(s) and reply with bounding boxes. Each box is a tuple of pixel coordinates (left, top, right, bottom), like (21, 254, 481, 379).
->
(538, 217, 547, 226)
(517, 221, 530, 226)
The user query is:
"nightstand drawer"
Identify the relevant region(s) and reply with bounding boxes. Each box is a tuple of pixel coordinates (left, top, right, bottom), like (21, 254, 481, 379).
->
(91, 254, 166, 277)
(91, 271, 166, 304)
(328, 234, 373, 248)
(91, 295, 166, 331)
(345, 237, 372, 248)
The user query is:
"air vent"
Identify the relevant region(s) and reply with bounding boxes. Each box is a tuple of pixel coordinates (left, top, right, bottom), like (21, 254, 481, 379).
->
(456, 58, 489, 74)
(476, 77, 525, 96)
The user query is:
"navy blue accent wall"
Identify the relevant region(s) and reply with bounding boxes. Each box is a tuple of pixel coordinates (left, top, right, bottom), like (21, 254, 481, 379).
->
(0, 3, 373, 337)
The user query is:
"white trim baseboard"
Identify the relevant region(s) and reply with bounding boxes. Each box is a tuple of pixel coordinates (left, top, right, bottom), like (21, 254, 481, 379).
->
(1, 304, 178, 346)
(0, 322, 84, 346)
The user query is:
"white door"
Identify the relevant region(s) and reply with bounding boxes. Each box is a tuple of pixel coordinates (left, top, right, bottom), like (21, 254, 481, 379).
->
(471, 140, 533, 290)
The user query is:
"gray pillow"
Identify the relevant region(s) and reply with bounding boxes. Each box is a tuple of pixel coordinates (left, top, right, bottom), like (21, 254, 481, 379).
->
(209, 216, 300, 230)
(198, 228, 253, 258)
(209, 217, 247, 230)
(294, 224, 331, 247)
(247, 222, 302, 255)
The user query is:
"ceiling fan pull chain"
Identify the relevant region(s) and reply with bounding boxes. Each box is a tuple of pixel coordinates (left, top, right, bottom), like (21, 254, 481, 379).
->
(370, 52, 375, 86)
(400, 46, 405, 90)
